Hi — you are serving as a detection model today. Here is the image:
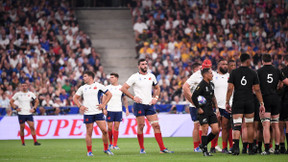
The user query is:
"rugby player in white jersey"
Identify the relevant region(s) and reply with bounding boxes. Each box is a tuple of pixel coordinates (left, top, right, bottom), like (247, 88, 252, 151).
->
(183, 60, 212, 152)
(103, 73, 129, 150)
(121, 59, 174, 154)
(10, 80, 40, 146)
(73, 71, 113, 156)
(212, 59, 232, 153)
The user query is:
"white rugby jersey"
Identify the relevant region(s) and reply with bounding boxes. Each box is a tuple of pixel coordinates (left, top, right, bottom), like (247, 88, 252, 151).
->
(213, 72, 230, 109)
(185, 70, 203, 107)
(76, 82, 108, 115)
(12, 91, 36, 115)
(126, 72, 157, 105)
(106, 84, 123, 112)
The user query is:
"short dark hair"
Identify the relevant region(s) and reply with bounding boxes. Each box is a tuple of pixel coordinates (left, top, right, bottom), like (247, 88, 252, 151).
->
(240, 53, 250, 63)
(201, 68, 210, 76)
(138, 59, 146, 65)
(228, 59, 235, 64)
(110, 72, 119, 78)
(83, 71, 95, 79)
(192, 62, 201, 71)
(219, 59, 226, 62)
(262, 54, 272, 63)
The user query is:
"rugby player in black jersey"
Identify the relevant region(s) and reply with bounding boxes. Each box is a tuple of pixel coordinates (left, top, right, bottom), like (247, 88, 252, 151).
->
(257, 54, 288, 155)
(226, 53, 265, 155)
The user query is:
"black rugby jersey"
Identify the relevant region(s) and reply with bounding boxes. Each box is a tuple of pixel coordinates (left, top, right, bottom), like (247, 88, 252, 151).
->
(228, 66, 259, 102)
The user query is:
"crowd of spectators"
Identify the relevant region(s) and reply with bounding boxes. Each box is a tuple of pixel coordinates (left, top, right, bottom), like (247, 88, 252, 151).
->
(1, 0, 288, 116)
(131, 0, 288, 105)
(0, 0, 108, 115)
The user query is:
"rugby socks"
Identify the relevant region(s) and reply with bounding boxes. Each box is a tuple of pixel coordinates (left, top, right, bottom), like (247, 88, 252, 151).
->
(233, 139, 239, 149)
(137, 133, 145, 150)
(211, 135, 218, 148)
(258, 141, 262, 150)
(87, 145, 92, 152)
(199, 130, 202, 143)
(222, 141, 227, 149)
(228, 129, 233, 148)
(280, 143, 285, 151)
(207, 132, 216, 143)
(275, 144, 280, 151)
(113, 130, 119, 146)
(108, 130, 113, 145)
(20, 135, 25, 144)
(248, 143, 254, 152)
(155, 133, 166, 150)
(243, 142, 248, 149)
(269, 143, 272, 149)
(286, 133, 288, 146)
(201, 136, 208, 151)
(104, 143, 108, 151)
(194, 141, 200, 149)
(265, 143, 270, 152)
(32, 135, 37, 143)
(253, 139, 257, 146)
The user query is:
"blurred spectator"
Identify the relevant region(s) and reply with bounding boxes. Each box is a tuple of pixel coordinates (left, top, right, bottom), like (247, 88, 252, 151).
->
(39, 94, 59, 115)
(0, 92, 11, 116)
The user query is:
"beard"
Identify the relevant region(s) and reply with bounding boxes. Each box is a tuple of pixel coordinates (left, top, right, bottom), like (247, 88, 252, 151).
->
(140, 67, 147, 73)
(219, 67, 228, 74)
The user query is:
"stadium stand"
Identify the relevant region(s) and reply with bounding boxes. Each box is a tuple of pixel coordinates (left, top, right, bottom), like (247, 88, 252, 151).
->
(130, 0, 288, 104)
(0, 0, 288, 115)
(0, 0, 107, 115)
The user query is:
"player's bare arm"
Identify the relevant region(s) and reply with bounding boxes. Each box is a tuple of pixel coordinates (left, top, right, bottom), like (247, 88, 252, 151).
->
(253, 84, 265, 115)
(282, 78, 288, 86)
(73, 94, 88, 112)
(30, 98, 39, 113)
(183, 82, 194, 104)
(122, 96, 129, 116)
(10, 98, 21, 112)
(120, 83, 142, 103)
(101, 94, 107, 115)
(98, 91, 112, 110)
(212, 95, 220, 117)
(225, 83, 234, 113)
(151, 84, 160, 105)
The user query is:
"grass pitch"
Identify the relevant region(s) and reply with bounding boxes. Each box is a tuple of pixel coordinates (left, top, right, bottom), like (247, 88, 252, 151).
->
(0, 137, 287, 162)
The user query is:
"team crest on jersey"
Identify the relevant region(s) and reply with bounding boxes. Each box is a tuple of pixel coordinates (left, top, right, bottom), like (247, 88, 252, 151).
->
(108, 117, 111, 120)
(94, 86, 97, 90)
(138, 110, 142, 114)
(149, 77, 151, 80)
(206, 86, 209, 92)
(28, 94, 30, 97)
(139, 77, 142, 81)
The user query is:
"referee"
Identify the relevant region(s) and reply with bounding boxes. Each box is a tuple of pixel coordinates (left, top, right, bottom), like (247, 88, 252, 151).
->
(257, 54, 288, 155)
(226, 53, 265, 155)
(192, 68, 220, 156)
